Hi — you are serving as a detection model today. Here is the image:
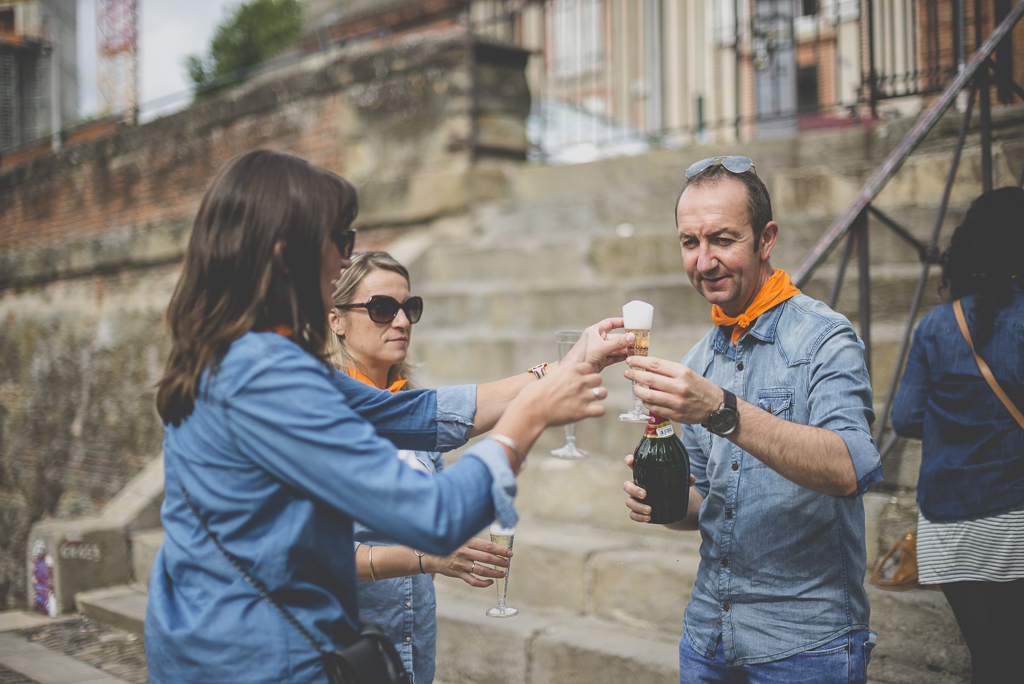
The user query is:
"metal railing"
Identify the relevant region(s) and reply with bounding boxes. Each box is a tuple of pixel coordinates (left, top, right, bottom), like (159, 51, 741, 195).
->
(792, 0, 1024, 465)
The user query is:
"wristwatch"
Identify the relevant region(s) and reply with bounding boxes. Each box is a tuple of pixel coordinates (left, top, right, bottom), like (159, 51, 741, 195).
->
(705, 389, 739, 436)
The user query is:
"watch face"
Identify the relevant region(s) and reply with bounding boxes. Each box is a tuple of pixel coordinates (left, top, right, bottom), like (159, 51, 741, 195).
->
(708, 409, 738, 436)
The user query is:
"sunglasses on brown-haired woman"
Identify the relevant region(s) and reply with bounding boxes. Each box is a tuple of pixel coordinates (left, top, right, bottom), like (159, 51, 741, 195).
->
(331, 229, 357, 259)
(337, 295, 423, 324)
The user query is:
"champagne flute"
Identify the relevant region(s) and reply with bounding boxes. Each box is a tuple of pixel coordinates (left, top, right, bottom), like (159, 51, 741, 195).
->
(550, 330, 590, 459)
(619, 300, 653, 423)
(485, 523, 518, 618)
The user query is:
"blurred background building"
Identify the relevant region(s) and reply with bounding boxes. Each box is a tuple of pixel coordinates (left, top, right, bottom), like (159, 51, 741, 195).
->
(298, 0, 1024, 161)
(0, 0, 76, 149)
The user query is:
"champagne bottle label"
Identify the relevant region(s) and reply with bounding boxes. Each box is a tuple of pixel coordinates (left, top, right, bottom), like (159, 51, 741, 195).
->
(643, 414, 674, 438)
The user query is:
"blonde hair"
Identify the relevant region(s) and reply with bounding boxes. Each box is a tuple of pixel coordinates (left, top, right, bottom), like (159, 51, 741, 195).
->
(328, 251, 416, 388)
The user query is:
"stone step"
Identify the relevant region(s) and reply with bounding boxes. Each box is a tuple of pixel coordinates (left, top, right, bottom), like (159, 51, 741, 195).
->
(74, 586, 147, 637)
(434, 516, 701, 631)
(433, 589, 679, 684)
(413, 265, 943, 338)
(69, 516, 967, 683)
(413, 220, 953, 295)
(0, 630, 132, 684)
(130, 529, 164, 589)
(411, 326, 706, 390)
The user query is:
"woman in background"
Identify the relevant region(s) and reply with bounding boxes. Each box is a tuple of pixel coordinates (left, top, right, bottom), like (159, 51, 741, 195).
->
(327, 251, 510, 683)
(892, 186, 1024, 684)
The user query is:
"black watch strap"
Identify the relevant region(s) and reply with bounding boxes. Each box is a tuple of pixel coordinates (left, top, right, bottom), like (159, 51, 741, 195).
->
(723, 389, 737, 412)
(705, 389, 739, 436)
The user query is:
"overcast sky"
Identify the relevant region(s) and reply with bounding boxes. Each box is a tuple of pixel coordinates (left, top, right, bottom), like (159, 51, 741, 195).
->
(77, 0, 239, 121)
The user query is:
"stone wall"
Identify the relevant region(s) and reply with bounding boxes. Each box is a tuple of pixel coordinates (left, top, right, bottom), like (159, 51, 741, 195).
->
(0, 30, 530, 611)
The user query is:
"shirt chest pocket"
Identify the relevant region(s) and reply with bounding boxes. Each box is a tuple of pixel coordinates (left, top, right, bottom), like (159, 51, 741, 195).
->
(757, 388, 794, 422)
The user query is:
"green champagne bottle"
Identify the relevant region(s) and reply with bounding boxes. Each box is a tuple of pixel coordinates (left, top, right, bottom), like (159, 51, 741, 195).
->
(632, 414, 690, 524)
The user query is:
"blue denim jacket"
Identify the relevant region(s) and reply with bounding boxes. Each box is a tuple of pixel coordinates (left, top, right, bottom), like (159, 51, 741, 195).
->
(355, 449, 446, 684)
(679, 295, 882, 666)
(146, 332, 516, 684)
(891, 289, 1024, 522)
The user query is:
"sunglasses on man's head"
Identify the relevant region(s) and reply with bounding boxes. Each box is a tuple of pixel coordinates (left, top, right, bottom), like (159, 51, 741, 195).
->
(331, 229, 357, 260)
(337, 295, 424, 324)
(685, 156, 756, 179)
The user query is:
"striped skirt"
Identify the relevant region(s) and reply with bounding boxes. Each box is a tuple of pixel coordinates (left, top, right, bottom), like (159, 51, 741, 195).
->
(916, 508, 1024, 584)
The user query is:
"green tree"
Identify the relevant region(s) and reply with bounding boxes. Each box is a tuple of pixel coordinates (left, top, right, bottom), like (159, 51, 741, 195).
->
(184, 0, 303, 95)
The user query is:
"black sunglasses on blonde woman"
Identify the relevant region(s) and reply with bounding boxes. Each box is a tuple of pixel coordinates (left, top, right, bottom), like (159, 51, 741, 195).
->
(338, 295, 424, 324)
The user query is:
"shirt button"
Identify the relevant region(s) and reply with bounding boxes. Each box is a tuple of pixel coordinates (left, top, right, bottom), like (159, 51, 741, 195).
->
(726, 509, 733, 519)
(732, 462, 739, 471)
(406, 637, 412, 643)
(736, 362, 744, 371)
(723, 603, 730, 611)
(406, 602, 412, 608)
(722, 558, 729, 567)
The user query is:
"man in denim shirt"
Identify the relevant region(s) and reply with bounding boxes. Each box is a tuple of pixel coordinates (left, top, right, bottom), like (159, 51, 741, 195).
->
(623, 157, 883, 683)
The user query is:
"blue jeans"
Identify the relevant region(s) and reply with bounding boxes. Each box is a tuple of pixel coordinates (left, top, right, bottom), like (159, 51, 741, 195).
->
(679, 630, 877, 684)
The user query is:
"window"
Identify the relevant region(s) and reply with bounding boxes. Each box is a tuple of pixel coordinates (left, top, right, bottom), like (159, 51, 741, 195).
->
(0, 9, 15, 35)
(715, 0, 737, 47)
(797, 65, 818, 112)
(552, 0, 603, 77)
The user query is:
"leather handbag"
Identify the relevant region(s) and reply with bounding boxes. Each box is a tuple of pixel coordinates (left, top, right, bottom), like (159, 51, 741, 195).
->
(953, 299, 1024, 430)
(869, 531, 923, 591)
(176, 478, 411, 684)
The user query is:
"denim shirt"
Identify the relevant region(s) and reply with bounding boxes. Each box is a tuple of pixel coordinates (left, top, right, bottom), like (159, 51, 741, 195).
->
(146, 332, 517, 684)
(891, 290, 1024, 522)
(679, 295, 882, 666)
(355, 449, 446, 684)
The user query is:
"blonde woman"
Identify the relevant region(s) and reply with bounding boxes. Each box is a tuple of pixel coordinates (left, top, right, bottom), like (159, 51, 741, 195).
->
(328, 251, 509, 684)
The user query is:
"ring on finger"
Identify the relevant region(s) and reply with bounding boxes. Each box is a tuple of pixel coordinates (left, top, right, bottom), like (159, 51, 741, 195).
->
(471, 562, 478, 574)
(592, 388, 601, 399)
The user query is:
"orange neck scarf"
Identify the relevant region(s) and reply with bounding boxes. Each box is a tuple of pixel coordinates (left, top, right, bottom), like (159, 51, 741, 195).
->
(262, 325, 295, 339)
(346, 365, 408, 394)
(711, 268, 801, 346)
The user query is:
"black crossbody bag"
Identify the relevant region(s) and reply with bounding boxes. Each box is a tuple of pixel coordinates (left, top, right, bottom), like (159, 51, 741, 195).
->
(175, 478, 411, 684)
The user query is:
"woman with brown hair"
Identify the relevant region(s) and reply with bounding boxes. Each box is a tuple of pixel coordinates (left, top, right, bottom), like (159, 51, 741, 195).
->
(327, 251, 510, 683)
(146, 149, 628, 683)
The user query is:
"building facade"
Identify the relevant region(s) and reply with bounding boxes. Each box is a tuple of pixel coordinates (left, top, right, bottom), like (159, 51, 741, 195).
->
(0, 0, 77, 150)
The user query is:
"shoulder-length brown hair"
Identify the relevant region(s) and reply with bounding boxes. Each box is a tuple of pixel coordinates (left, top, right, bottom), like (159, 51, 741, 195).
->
(327, 251, 416, 388)
(157, 150, 358, 425)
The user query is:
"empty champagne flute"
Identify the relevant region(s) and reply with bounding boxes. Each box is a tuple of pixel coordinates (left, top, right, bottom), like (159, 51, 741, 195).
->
(619, 300, 653, 423)
(485, 522, 518, 618)
(551, 330, 590, 459)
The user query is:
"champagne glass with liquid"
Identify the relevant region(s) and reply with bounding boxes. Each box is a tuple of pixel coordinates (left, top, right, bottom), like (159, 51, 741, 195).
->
(619, 300, 653, 423)
(485, 523, 518, 618)
(550, 330, 589, 459)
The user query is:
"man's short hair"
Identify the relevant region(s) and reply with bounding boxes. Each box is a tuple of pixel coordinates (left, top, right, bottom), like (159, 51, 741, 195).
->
(675, 164, 773, 251)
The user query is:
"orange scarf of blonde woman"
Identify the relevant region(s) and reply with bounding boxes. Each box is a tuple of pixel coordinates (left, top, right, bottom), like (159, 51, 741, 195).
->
(346, 365, 408, 394)
(710, 269, 802, 346)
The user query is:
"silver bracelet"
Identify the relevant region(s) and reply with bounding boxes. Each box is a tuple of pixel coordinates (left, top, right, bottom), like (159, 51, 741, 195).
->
(368, 545, 377, 582)
(491, 434, 526, 470)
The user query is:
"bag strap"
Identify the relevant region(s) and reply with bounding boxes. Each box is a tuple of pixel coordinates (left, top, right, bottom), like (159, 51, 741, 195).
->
(953, 299, 1024, 430)
(174, 476, 360, 654)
